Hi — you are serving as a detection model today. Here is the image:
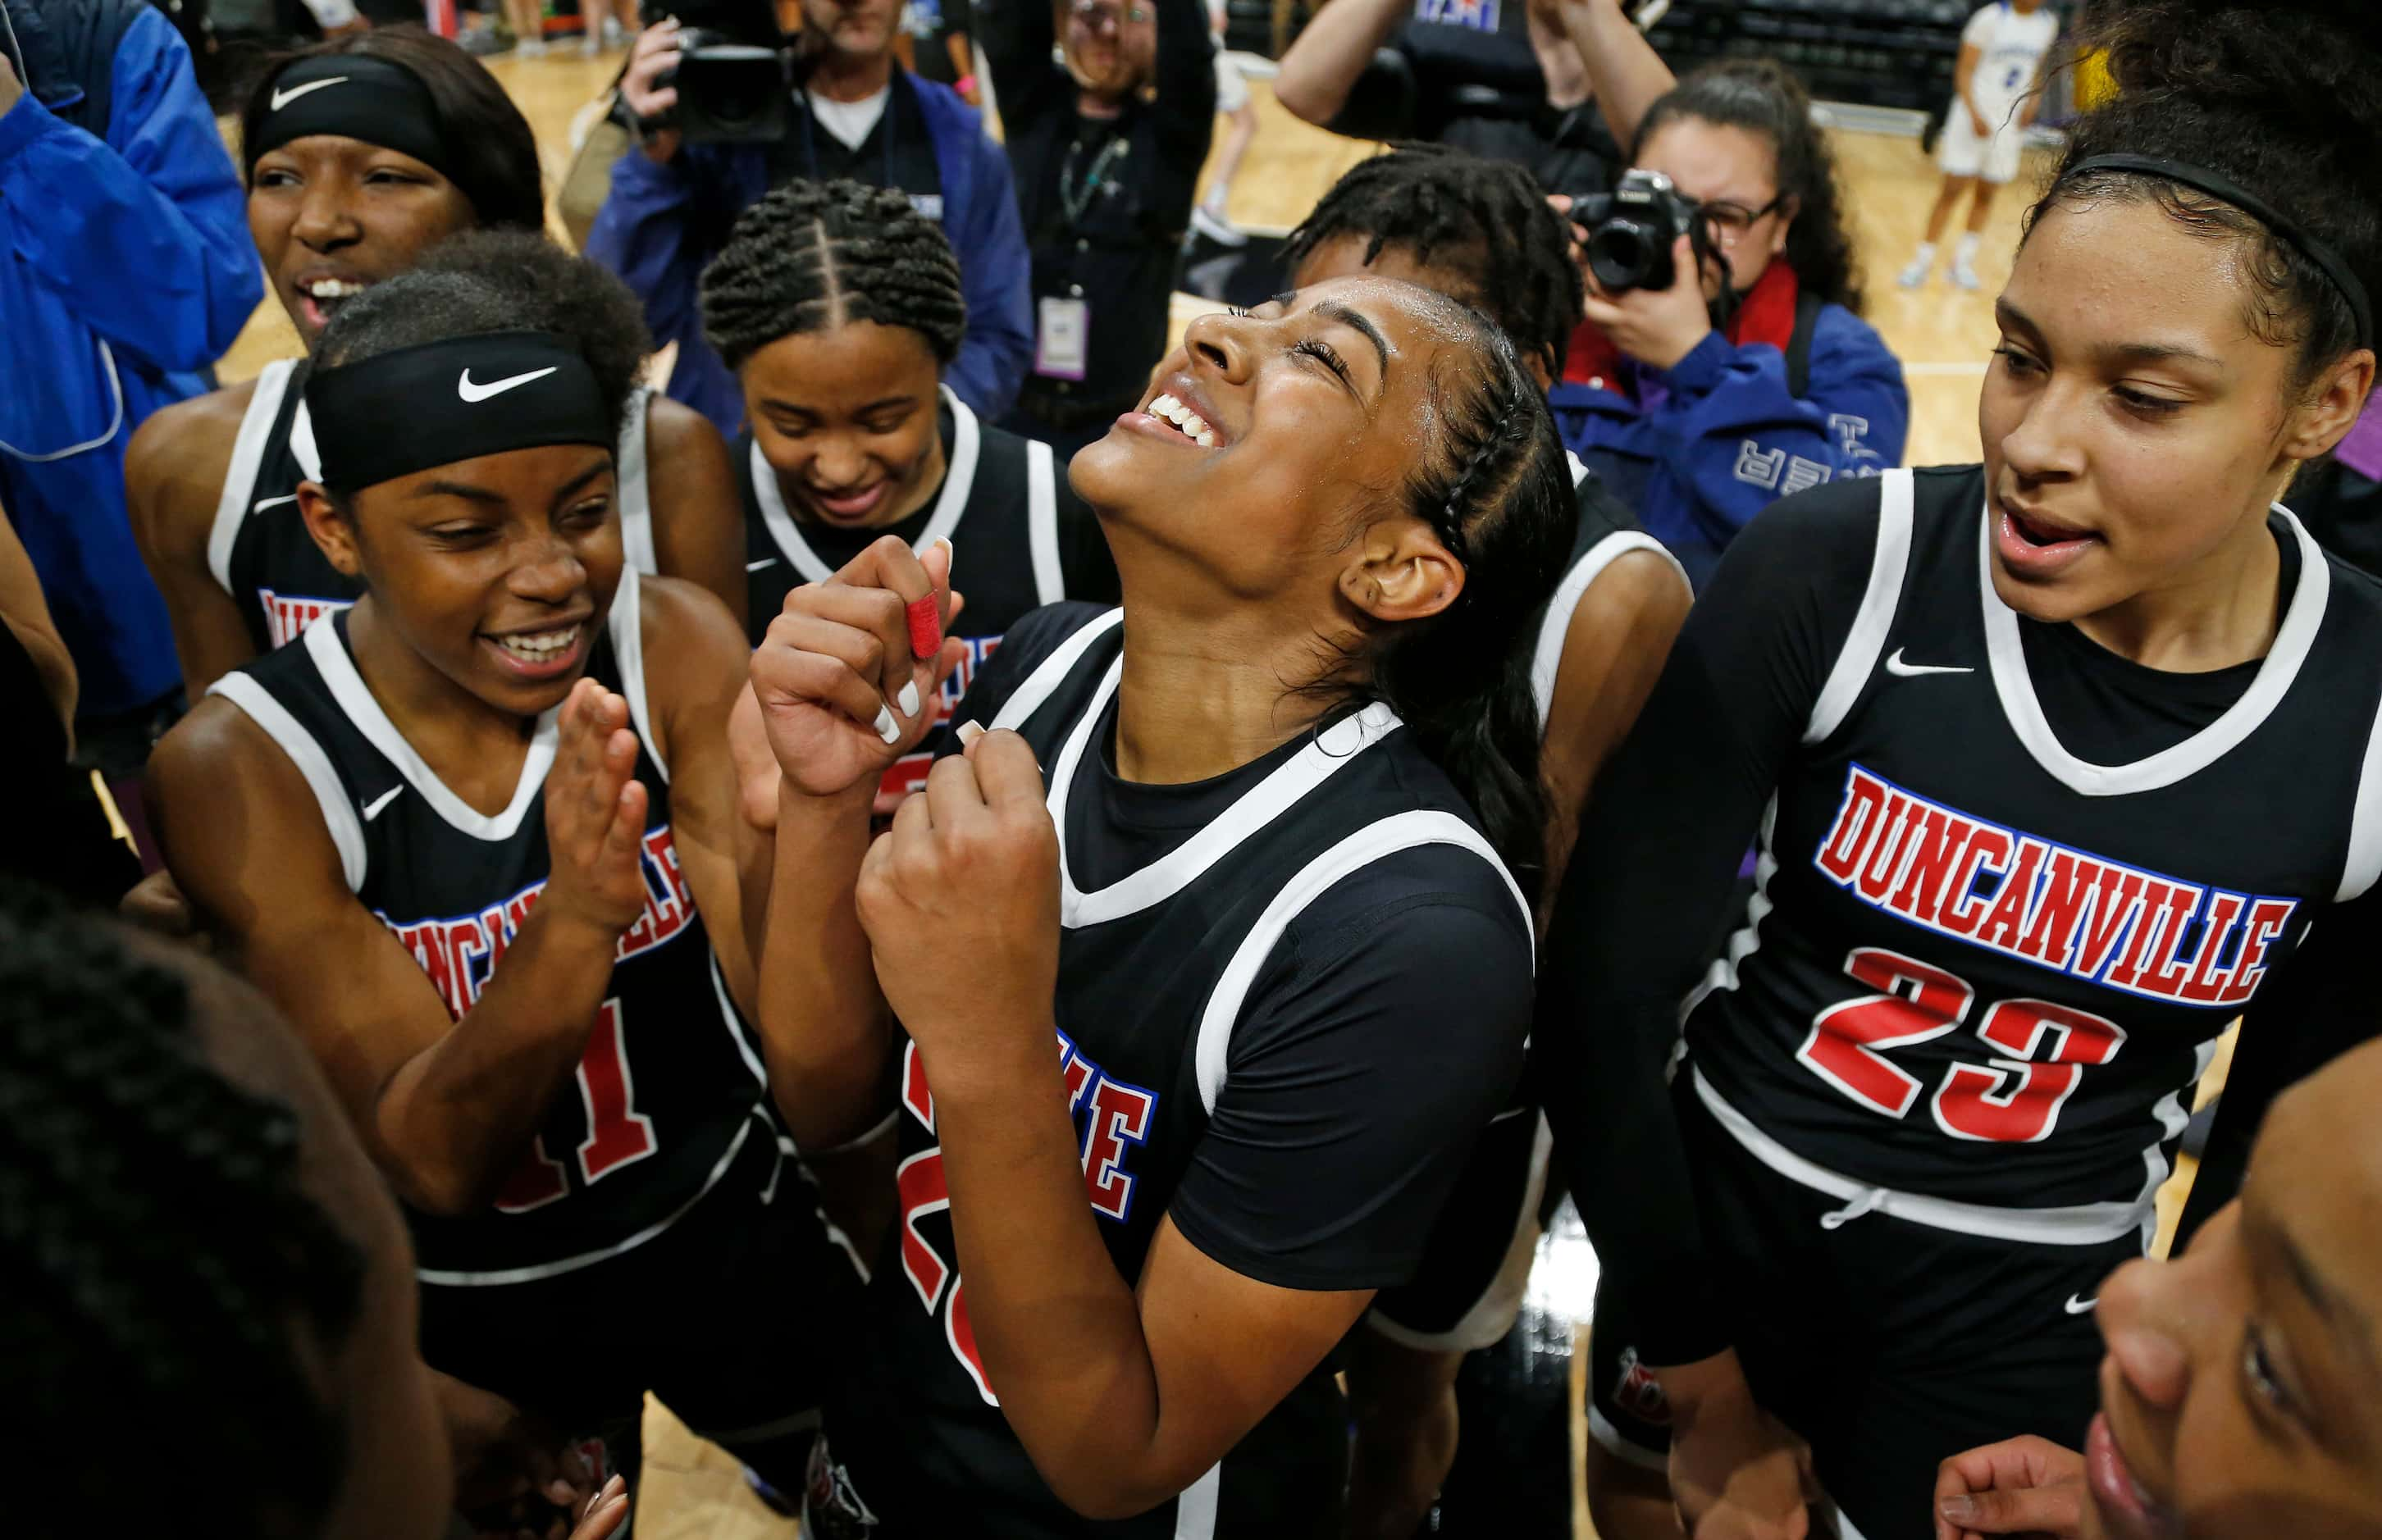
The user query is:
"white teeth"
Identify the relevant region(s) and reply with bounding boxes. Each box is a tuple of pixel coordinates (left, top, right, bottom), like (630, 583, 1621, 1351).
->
(1145, 392, 1216, 446)
(307, 279, 365, 298)
(495, 626, 577, 660)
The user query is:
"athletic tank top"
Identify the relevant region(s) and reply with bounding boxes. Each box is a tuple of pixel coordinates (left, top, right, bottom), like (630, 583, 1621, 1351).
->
(1687, 465, 2382, 1244)
(207, 358, 664, 656)
(824, 605, 1531, 1538)
(1530, 454, 1688, 729)
(206, 566, 771, 1285)
(740, 385, 1089, 802)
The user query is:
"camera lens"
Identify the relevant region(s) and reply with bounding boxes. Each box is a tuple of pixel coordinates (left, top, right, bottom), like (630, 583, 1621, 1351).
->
(1588, 218, 1673, 294)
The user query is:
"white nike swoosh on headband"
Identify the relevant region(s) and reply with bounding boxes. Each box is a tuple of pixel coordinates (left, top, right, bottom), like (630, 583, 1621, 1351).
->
(271, 76, 349, 111)
(457, 366, 558, 403)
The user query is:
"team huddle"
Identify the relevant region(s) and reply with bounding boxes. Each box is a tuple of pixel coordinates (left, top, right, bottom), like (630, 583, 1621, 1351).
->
(11, 0, 2382, 1535)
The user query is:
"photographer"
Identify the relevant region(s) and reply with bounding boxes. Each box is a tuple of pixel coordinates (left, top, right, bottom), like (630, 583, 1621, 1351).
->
(586, 0, 1034, 437)
(1273, 0, 1620, 203)
(1547, 53, 1907, 589)
(980, 0, 1215, 458)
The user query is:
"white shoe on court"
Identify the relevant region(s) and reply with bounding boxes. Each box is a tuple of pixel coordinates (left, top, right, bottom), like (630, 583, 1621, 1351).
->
(1950, 262, 1983, 291)
(1896, 256, 1931, 289)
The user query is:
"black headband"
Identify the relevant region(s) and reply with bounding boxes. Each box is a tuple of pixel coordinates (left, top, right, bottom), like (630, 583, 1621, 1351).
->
(2064, 153, 2374, 353)
(306, 332, 614, 494)
(249, 53, 456, 181)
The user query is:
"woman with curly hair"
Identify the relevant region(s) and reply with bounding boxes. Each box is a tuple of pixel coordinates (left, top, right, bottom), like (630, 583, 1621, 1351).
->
(1536, 11, 1912, 587)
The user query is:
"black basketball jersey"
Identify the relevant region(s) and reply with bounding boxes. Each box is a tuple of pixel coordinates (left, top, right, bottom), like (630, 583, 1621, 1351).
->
(208, 358, 664, 655)
(206, 566, 770, 1284)
(1530, 455, 1688, 730)
(1686, 465, 2382, 1242)
(816, 605, 1535, 1538)
(740, 387, 1114, 803)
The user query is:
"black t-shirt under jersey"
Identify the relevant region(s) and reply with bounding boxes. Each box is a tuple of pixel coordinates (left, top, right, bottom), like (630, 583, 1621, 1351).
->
(1541, 465, 2382, 1365)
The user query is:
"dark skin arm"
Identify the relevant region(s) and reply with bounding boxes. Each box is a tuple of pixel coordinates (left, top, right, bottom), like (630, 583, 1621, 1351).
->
(125, 384, 262, 699)
(641, 396, 749, 634)
(1539, 548, 1692, 913)
(0, 492, 76, 743)
(869, 734, 1376, 1519)
(150, 677, 656, 1216)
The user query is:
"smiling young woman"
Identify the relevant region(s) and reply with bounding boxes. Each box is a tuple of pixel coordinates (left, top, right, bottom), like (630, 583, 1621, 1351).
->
(141, 236, 854, 1515)
(743, 275, 1571, 1535)
(701, 178, 1118, 811)
(1536, 1, 2382, 1535)
(125, 27, 743, 707)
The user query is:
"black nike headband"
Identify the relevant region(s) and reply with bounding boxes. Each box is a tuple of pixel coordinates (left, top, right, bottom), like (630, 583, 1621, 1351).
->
(2063, 154, 2374, 353)
(306, 332, 614, 494)
(248, 53, 457, 181)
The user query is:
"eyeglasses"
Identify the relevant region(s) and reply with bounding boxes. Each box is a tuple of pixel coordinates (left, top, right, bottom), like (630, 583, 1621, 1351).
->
(1070, 0, 1150, 30)
(1700, 194, 1787, 248)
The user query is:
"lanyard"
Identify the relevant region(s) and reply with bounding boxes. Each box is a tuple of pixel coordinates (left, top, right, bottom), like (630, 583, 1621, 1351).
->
(1058, 131, 1130, 229)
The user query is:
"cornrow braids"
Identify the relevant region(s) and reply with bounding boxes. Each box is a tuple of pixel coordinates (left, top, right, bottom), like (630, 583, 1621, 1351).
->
(1282, 144, 1587, 382)
(1356, 305, 1574, 895)
(702, 179, 970, 375)
(0, 885, 365, 1540)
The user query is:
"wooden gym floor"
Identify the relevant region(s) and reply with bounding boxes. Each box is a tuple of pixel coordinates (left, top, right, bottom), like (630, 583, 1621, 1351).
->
(207, 55, 2188, 1537)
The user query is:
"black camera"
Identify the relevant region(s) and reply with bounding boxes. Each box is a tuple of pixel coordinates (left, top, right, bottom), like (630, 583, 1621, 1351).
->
(641, 0, 791, 144)
(1572, 169, 1708, 294)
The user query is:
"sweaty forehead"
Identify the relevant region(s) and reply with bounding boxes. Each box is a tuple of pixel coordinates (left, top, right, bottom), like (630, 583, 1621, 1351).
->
(1294, 275, 1477, 352)
(2013, 198, 2272, 361)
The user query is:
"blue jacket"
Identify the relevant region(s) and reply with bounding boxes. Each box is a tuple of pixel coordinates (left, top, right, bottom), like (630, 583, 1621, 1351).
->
(1548, 302, 1908, 591)
(586, 71, 1034, 436)
(0, 0, 261, 716)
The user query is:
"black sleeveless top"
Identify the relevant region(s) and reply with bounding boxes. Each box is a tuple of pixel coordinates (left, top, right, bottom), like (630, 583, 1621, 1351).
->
(208, 567, 770, 1283)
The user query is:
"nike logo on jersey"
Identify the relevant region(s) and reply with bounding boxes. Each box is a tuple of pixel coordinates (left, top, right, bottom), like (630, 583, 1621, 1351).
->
(251, 493, 300, 513)
(457, 366, 558, 403)
(1884, 649, 1973, 677)
(361, 785, 404, 822)
(745, 557, 779, 572)
(1814, 763, 2298, 1009)
(270, 76, 347, 110)
(2065, 1294, 2098, 1315)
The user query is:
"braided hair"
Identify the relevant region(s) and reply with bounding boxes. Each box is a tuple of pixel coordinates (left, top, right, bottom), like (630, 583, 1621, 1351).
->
(701, 179, 970, 375)
(2031, 0, 2380, 395)
(1348, 305, 1574, 894)
(0, 886, 366, 1540)
(1636, 59, 1866, 316)
(1281, 144, 1587, 383)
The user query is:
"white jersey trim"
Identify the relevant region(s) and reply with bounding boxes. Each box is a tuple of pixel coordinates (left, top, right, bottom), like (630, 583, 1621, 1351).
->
(1529, 530, 1686, 730)
(1172, 1463, 1221, 1540)
(1025, 436, 1064, 605)
(616, 387, 659, 577)
(303, 613, 559, 841)
(609, 565, 664, 784)
(1805, 467, 1913, 745)
(750, 385, 979, 585)
(1981, 500, 2329, 795)
(289, 394, 323, 484)
(1691, 1068, 2156, 1245)
(208, 669, 370, 891)
(208, 358, 300, 596)
(2339, 686, 2382, 901)
(1586, 1403, 1670, 1470)
(416, 1115, 755, 1287)
(1047, 656, 1408, 927)
(1364, 1112, 1551, 1352)
(1194, 810, 1532, 1115)
(987, 608, 1125, 731)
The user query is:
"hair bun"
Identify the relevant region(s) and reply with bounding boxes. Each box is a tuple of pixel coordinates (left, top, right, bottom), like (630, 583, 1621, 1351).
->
(2090, 0, 2382, 148)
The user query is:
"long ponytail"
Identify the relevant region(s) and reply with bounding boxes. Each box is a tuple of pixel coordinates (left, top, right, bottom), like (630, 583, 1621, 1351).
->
(1357, 323, 1573, 899)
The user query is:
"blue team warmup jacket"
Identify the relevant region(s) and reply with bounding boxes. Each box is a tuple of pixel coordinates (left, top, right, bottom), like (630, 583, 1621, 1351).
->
(0, 0, 262, 716)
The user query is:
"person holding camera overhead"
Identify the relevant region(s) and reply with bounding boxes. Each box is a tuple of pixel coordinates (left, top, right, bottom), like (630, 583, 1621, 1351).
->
(588, 0, 1034, 438)
(979, 0, 1215, 460)
(1538, 7, 1909, 588)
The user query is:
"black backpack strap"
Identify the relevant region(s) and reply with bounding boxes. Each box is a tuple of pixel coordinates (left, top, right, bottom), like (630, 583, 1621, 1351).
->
(1784, 292, 1825, 399)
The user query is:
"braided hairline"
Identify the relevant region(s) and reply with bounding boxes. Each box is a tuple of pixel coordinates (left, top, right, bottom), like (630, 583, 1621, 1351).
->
(1, 896, 364, 1537)
(701, 179, 969, 371)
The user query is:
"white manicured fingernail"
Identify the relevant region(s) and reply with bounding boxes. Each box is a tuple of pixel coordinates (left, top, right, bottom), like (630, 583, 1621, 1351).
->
(899, 681, 921, 718)
(874, 705, 900, 744)
(956, 721, 985, 745)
